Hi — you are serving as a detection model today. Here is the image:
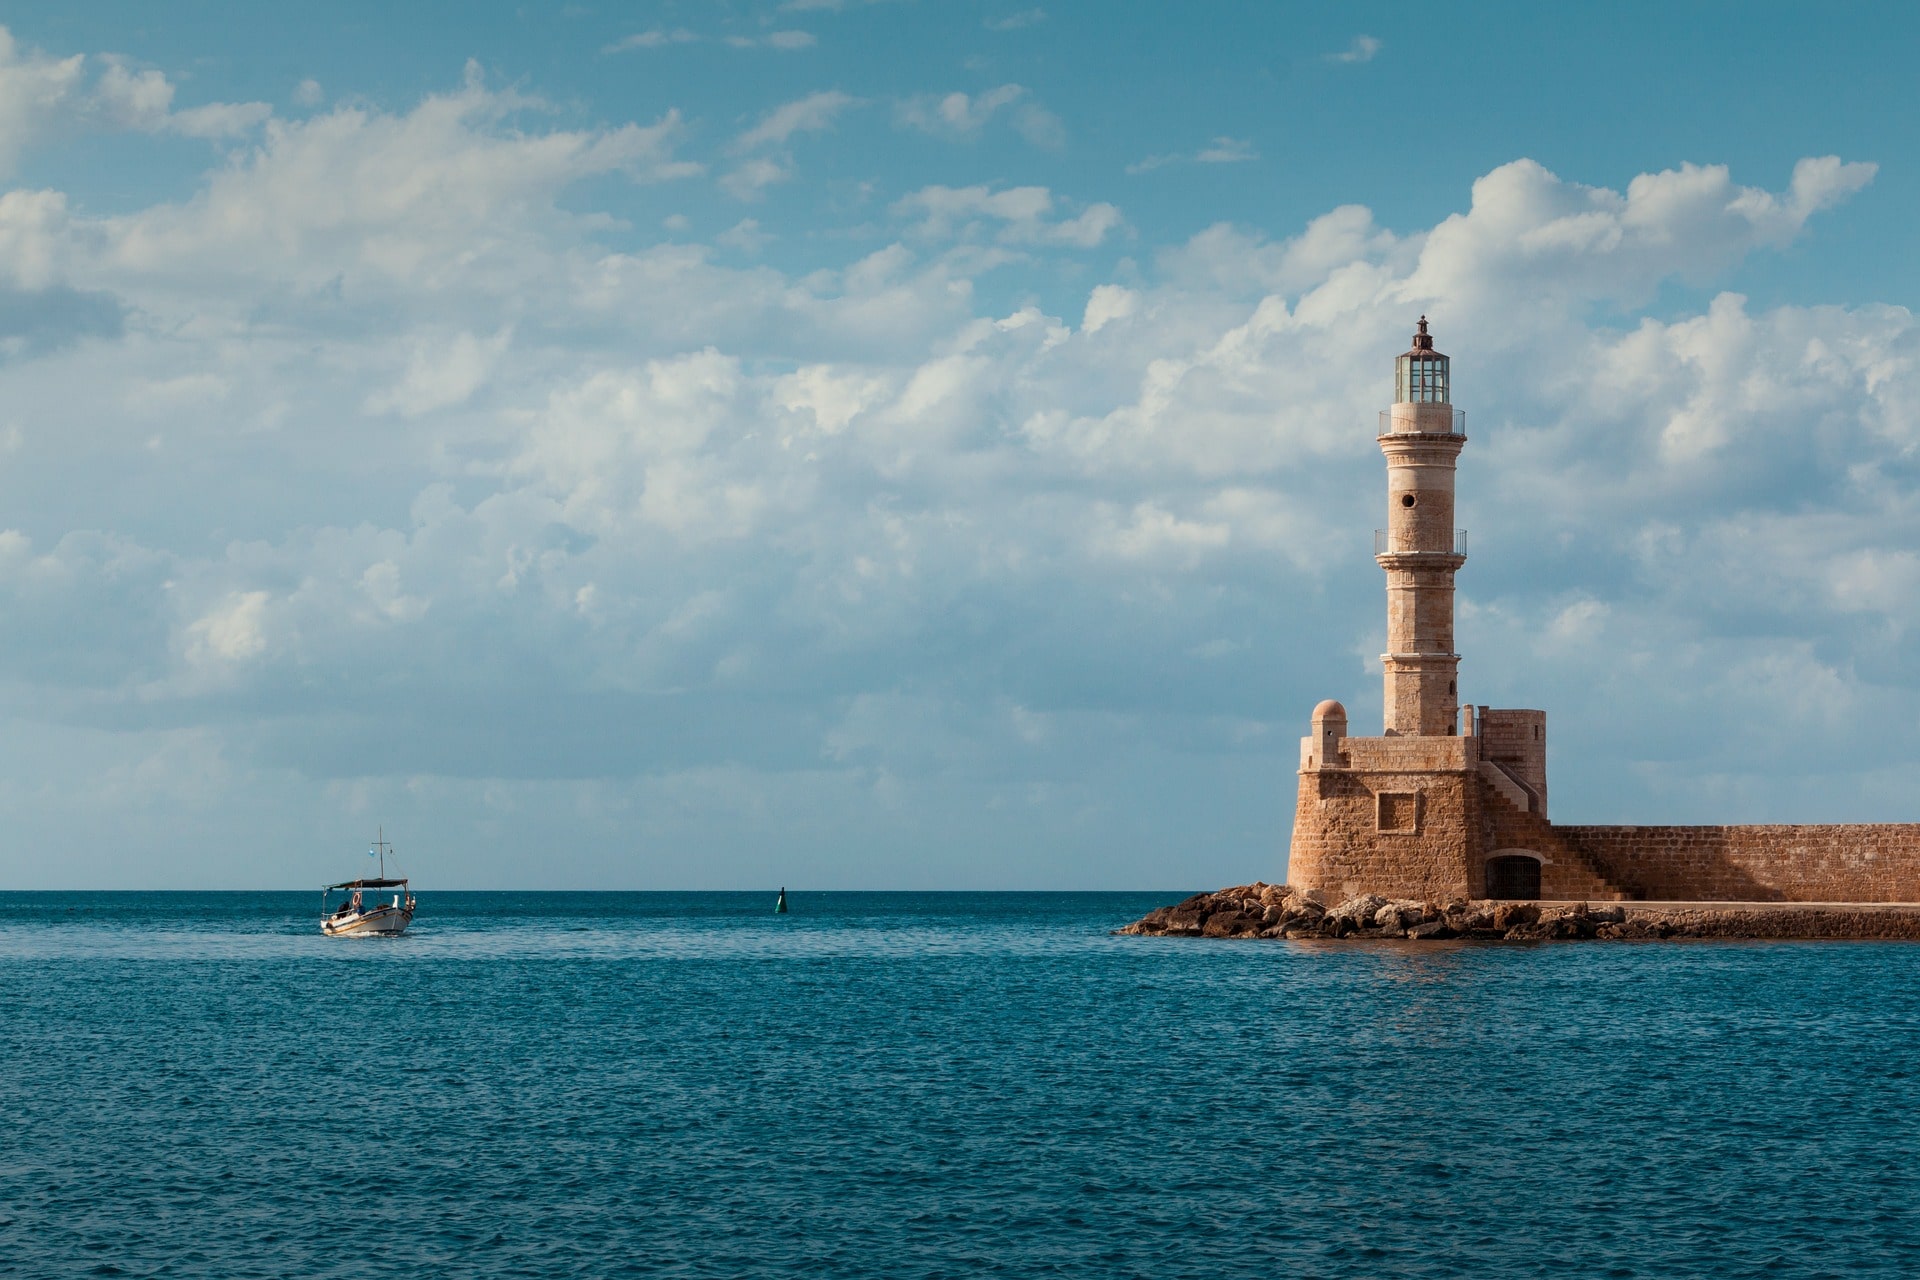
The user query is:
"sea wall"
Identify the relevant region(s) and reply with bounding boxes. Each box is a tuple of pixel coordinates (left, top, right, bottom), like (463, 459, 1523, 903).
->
(1556, 824, 1920, 902)
(1118, 885, 1920, 941)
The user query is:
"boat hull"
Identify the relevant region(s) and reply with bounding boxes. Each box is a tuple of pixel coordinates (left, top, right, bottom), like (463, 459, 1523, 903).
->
(321, 904, 414, 936)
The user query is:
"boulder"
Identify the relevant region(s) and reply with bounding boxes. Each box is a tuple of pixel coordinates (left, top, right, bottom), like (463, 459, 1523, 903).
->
(1118, 907, 1170, 935)
(1377, 900, 1429, 931)
(1492, 902, 1540, 931)
(1448, 904, 1496, 934)
(1408, 919, 1454, 940)
(1537, 906, 1597, 939)
(1330, 894, 1388, 927)
(1202, 910, 1261, 938)
(1283, 892, 1327, 919)
(1163, 910, 1206, 936)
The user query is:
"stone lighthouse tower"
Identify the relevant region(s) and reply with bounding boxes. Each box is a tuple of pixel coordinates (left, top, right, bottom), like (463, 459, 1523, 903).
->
(1378, 317, 1465, 737)
(1285, 318, 1611, 903)
(1285, 318, 1628, 903)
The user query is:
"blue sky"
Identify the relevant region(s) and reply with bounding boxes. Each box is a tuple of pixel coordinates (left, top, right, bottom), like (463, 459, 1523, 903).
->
(0, 1, 1914, 888)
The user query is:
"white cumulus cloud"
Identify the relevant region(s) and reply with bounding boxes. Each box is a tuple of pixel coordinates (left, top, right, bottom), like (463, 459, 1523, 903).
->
(0, 42, 1900, 884)
(1327, 35, 1381, 64)
(891, 184, 1122, 247)
(735, 89, 857, 150)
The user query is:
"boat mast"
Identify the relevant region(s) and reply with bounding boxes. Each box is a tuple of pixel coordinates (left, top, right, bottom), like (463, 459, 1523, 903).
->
(372, 826, 394, 879)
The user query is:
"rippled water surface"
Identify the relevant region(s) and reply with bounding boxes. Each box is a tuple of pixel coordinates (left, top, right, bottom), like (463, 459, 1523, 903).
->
(3, 891, 1918, 1278)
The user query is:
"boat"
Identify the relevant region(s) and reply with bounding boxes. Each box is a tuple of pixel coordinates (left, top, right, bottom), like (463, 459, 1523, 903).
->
(321, 829, 416, 936)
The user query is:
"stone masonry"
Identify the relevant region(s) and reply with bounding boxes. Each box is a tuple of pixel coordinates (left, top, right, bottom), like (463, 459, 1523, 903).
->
(1285, 321, 1920, 904)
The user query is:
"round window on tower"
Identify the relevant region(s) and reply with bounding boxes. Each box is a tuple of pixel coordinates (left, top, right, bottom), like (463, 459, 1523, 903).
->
(1400, 494, 1416, 508)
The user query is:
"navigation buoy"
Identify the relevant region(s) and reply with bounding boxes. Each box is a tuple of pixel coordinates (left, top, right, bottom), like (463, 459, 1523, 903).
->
(775, 887, 789, 914)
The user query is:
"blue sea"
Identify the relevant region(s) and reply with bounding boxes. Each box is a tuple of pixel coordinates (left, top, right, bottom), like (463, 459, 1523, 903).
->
(2, 891, 1917, 1278)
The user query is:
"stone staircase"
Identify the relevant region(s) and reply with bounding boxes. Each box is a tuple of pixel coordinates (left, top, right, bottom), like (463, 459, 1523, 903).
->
(1478, 768, 1635, 901)
(1477, 761, 1537, 813)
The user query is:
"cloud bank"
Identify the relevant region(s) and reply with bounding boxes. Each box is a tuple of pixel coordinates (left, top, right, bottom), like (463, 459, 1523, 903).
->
(0, 37, 1905, 889)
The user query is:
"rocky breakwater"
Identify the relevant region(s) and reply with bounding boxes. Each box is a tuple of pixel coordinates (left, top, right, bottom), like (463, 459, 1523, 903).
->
(1117, 884, 1920, 942)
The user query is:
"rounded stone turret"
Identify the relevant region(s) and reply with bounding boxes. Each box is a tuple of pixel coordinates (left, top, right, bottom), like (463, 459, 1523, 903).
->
(1309, 699, 1348, 769)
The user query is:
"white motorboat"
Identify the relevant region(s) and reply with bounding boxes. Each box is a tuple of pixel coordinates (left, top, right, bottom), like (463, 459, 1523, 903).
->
(321, 830, 416, 936)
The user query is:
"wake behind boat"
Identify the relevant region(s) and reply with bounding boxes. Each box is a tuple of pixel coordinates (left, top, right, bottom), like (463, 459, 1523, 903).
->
(321, 829, 416, 936)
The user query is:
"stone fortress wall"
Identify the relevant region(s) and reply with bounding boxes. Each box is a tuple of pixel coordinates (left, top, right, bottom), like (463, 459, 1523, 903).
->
(1556, 824, 1920, 903)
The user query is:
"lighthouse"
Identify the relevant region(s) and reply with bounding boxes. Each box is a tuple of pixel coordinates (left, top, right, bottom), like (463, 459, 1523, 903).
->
(1285, 319, 1604, 903)
(1377, 317, 1466, 737)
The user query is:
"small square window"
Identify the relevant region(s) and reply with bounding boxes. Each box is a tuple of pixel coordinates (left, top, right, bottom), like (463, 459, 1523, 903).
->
(1376, 791, 1419, 834)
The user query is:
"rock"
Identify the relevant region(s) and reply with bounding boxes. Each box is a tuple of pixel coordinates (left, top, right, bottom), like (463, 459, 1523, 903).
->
(1329, 894, 1387, 927)
(1202, 910, 1261, 938)
(1163, 909, 1206, 936)
(1590, 904, 1626, 924)
(1492, 903, 1540, 930)
(1408, 919, 1453, 940)
(1448, 904, 1495, 934)
(1284, 892, 1327, 919)
(1117, 907, 1169, 935)
(1537, 906, 1597, 939)
(1376, 900, 1428, 932)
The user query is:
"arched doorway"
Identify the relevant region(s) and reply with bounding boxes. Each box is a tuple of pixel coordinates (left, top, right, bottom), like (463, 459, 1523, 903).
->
(1485, 853, 1542, 900)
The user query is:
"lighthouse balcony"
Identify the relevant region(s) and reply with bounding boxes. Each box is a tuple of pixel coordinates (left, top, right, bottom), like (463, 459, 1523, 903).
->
(1376, 528, 1468, 556)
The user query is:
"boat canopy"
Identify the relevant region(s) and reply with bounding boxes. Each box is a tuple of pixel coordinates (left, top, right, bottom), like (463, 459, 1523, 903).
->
(325, 877, 410, 890)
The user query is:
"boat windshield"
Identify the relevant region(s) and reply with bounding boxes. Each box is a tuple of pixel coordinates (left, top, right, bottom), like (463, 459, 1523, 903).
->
(321, 880, 411, 915)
